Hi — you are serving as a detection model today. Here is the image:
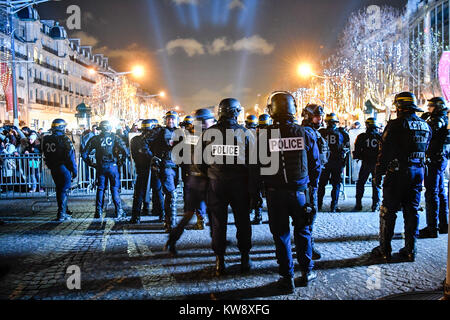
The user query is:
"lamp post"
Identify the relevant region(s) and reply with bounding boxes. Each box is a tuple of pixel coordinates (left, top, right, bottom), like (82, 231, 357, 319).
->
(1, 0, 51, 126)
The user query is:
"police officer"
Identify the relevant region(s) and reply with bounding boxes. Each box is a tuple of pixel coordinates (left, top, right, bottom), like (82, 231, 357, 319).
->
(42, 119, 77, 221)
(129, 119, 156, 224)
(261, 92, 321, 292)
(180, 115, 194, 130)
(82, 120, 129, 220)
(149, 111, 180, 232)
(301, 104, 329, 261)
(318, 113, 350, 212)
(419, 97, 450, 238)
(352, 118, 382, 212)
(197, 98, 256, 276)
(250, 114, 273, 225)
(245, 115, 258, 130)
(164, 108, 216, 255)
(371, 92, 431, 262)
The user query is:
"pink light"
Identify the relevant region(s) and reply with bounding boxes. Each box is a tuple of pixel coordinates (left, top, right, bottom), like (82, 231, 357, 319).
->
(438, 52, 450, 102)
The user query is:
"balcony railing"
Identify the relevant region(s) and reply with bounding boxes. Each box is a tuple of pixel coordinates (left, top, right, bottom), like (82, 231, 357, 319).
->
(35, 99, 61, 107)
(33, 78, 62, 90)
(81, 76, 96, 84)
(42, 45, 59, 56)
(34, 59, 63, 74)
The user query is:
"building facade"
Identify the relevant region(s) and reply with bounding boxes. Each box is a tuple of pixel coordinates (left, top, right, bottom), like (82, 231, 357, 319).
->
(0, 6, 112, 130)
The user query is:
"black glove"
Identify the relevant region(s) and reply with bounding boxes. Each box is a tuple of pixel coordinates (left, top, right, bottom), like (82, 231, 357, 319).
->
(151, 156, 162, 171)
(303, 204, 317, 226)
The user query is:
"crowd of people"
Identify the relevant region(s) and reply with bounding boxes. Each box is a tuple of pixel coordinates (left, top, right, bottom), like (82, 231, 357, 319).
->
(2, 90, 449, 294)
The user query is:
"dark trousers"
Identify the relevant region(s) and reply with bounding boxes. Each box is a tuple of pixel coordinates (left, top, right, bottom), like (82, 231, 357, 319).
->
(266, 188, 313, 278)
(96, 164, 121, 211)
(169, 175, 208, 244)
(50, 165, 72, 217)
(380, 166, 424, 254)
(160, 167, 179, 226)
(207, 178, 252, 256)
(318, 162, 344, 209)
(356, 161, 381, 206)
(424, 159, 449, 230)
(132, 167, 151, 217)
(151, 169, 164, 215)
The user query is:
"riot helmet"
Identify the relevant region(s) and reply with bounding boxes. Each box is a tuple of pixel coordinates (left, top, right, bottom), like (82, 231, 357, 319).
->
(194, 108, 215, 121)
(393, 92, 423, 113)
(99, 120, 112, 133)
(51, 118, 67, 132)
(325, 113, 339, 129)
(218, 98, 242, 119)
(427, 97, 448, 116)
(141, 119, 155, 132)
(267, 91, 297, 121)
(365, 117, 379, 129)
(245, 115, 258, 129)
(258, 114, 272, 127)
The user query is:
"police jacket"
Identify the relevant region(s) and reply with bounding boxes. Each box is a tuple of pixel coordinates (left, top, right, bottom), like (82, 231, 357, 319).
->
(302, 120, 329, 167)
(149, 126, 178, 169)
(130, 131, 154, 172)
(197, 118, 256, 182)
(353, 129, 381, 163)
(81, 132, 129, 167)
(426, 113, 450, 162)
(319, 126, 350, 165)
(376, 112, 431, 175)
(261, 119, 321, 192)
(42, 131, 77, 175)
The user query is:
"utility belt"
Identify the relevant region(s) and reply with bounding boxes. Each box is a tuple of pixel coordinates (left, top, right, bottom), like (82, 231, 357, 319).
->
(189, 171, 204, 177)
(387, 157, 425, 173)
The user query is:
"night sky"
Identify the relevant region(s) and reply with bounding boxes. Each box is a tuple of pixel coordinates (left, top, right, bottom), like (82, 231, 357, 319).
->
(37, 0, 408, 114)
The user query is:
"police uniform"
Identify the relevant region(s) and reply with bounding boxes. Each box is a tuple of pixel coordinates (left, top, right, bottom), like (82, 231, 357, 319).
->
(42, 119, 77, 221)
(262, 92, 321, 292)
(164, 109, 215, 255)
(198, 98, 255, 276)
(301, 104, 329, 261)
(149, 111, 180, 232)
(420, 97, 450, 238)
(318, 114, 350, 212)
(129, 120, 157, 224)
(353, 118, 382, 212)
(82, 121, 129, 220)
(372, 92, 432, 262)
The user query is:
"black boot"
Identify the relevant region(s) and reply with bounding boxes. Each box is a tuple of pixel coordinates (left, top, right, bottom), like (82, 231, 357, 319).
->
(353, 200, 362, 212)
(163, 239, 177, 256)
(418, 226, 438, 239)
(55, 192, 71, 222)
(130, 212, 141, 224)
(275, 276, 295, 293)
(164, 192, 177, 232)
(298, 270, 317, 287)
(240, 253, 252, 273)
(215, 255, 226, 277)
(398, 247, 415, 262)
(94, 208, 102, 219)
(439, 224, 448, 234)
(115, 203, 127, 222)
(312, 248, 322, 261)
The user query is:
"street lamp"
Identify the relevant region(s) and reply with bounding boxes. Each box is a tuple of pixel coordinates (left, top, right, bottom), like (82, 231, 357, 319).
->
(297, 63, 329, 79)
(89, 65, 145, 78)
(1, 0, 52, 126)
(137, 91, 166, 99)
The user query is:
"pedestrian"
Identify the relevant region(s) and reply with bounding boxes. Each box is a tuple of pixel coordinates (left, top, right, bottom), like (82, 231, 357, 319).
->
(419, 97, 450, 238)
(371, 92, 431, 262)
(164, 108, 216, 255)
(301, 103, 329, 260)
(41, 119, 77, 221)
(318, 113, 350, 212)
(81, 120, 129, 221)
(260, 92, 321, 292)
(198, 98, 256, 276)
(352, 118, 382, 212)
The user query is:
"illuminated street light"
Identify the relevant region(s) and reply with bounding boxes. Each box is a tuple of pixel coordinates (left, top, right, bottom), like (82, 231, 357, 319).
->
(89, 65, 145, 78)
(137, 91, 166, 99)
(297, 63, 329, 79)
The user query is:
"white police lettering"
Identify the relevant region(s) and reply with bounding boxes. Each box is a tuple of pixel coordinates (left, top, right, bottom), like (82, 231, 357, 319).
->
(408, 121, 429, 131)
(327, 135, 337, 145)
(211, 145, 239, 156)
(186, 135, 199, 145)
(101, 137, 113, 147)
(269, 137, 305, 152)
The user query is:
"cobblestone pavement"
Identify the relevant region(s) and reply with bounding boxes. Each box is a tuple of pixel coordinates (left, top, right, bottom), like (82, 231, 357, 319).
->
(0, 185, 447, 301)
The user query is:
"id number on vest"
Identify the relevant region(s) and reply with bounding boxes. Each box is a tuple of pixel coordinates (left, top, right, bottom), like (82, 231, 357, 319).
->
(269, 137, 305, 152)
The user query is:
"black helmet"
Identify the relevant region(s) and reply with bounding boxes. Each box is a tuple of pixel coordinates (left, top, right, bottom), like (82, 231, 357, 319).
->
(258, 114, 272, 126)
(394, 92, 423, 112)
(245, 115, 258, 128)
(51, 118, 67, 132)
(141, 119, 156, 131)
(325, 113, 339, 124)
(218, 98, 242, 119)
(302, 104, 325, 120)
(194, 108, 215, 121)
(267, 91, 297, 120)
(365, 117, 379, 129)
(183, 115, 194, 125)
(428, 97, 448, 115)
(99, 120, 112, 132)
